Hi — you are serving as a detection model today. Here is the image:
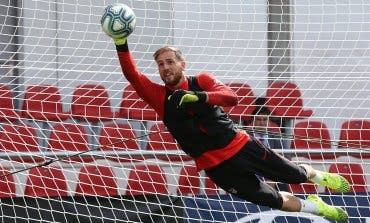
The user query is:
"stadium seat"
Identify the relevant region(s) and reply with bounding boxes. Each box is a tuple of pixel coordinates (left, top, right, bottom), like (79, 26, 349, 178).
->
(47, 122, 92, 162)
(126, 164, 168, 195)
(338, 120, 370, 159)
(265, 82, 313, 120)
(290, 121, 335, 159)
(326, 163, 367, 193)
(204, 177, 220, 195)
(177, 166, 201, 195)
(146, 123, 191, 162)
(75, 165, 118, 196)
(0, 123, 43, 163)
(0, 84, 20, 122)
(99, 123, 143, 162)
(21, 85, 70, 121)
(177, 166, 221, 195)
(0, 167, 16, 198)
(24, 166, 68, 197)
(223, 83, 256, 122)
(71, 84, 116, 122)
(119, 85, 158, 121)
(288, 182, 318, 194)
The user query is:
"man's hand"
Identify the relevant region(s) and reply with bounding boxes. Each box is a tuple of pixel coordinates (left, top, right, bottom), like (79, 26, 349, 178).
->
(113, 37, 127, 46)
(168, 89, 207, 109)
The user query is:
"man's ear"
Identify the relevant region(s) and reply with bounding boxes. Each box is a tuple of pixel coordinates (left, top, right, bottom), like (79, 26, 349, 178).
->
(181, 61, 186, 70)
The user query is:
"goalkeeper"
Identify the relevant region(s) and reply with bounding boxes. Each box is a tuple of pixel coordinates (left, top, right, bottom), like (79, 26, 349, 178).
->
(112, 36, 350, 222)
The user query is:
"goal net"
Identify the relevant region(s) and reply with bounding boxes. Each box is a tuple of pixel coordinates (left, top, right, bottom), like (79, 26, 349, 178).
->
(0, 0, 369, 222)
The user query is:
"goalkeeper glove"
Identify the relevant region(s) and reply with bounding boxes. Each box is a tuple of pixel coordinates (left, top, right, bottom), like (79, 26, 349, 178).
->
(113, 37, 127, 46)
(168, 89, 207, 109)
(103, 30, 127, 45)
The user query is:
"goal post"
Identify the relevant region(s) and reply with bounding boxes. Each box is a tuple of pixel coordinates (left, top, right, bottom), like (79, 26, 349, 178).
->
(0, 1, 369, 222)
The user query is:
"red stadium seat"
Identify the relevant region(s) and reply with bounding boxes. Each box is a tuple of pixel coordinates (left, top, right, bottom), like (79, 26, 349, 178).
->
(21, 85, 70, 121)
(0, 167, 16, 198)
(0, 84, 20, 122)
(338, 120, 370, 159)
(71, 84, 116, 122)
(288, 182, 318, 194)
(326, 163, 367, 193)
(177, 166, 201, 195)
(177, 166, 220, 195)
(146, 123, 191, 162)
(0, 123, 43, 163)
(126, 165, 168, 195)
(223, 83, 256, 122)
(119, 85, 158, 121)
(75, 165, 118, 196)
(265, 82, 313, 120)
(99, 123, 143, 162)
(290, 121, 335, 159)
(24, 166, 68, 197)
(204, 177, 220, 195)
(47, 123, 92, 162)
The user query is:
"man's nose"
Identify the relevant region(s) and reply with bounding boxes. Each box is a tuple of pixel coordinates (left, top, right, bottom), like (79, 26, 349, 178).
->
(162, 63, 170, 70)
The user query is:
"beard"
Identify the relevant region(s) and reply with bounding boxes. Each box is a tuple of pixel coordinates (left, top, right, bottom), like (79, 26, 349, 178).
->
(161, 72, 183, 87)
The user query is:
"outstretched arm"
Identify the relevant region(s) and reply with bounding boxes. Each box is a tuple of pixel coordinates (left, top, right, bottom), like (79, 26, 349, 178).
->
(116, 42, 156, 100)
(102, 6, 166, 118)
(115, 41, 166, 116)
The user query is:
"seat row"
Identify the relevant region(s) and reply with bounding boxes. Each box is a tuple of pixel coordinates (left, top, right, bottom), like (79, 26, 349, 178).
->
(0, 119, 368, 163)
(290, 120, 370, 159)
(0, 81, 313, 123)
(0, 162, 367, 198)
(0, 82, 368, 161)
(0, 122, 191, 163)
(0, 84, 157, 123)
(0, 164, 219, 198)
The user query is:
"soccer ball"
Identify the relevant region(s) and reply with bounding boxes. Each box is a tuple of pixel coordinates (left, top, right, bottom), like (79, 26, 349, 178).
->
(101, 3, 136, 39)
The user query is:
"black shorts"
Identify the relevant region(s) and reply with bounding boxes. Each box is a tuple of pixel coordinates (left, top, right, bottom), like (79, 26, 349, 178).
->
(205, 137, 308, 209)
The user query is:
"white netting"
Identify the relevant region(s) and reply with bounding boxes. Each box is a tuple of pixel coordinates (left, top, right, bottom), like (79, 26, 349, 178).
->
(0, 0, 368, 222)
